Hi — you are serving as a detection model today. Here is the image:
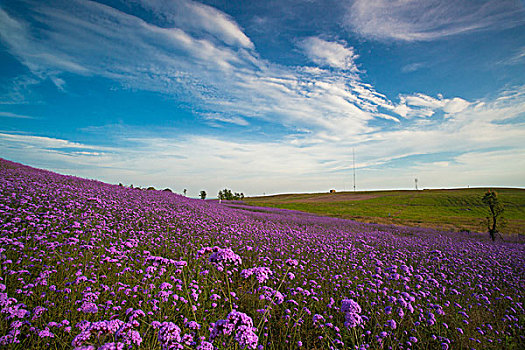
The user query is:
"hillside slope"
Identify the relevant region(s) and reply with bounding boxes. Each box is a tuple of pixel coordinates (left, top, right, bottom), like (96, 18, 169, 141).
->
(245, 188, 525, 235)
(1, 159, 524, 349)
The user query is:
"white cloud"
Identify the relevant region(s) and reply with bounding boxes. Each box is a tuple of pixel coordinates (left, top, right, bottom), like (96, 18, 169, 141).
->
(345, 0, 525, 41)
(0, 1, 523, 192)
(201, 113, 249, 126)
(503, 46, 525, 65)
(394, 94, 470, 118)
(402, 63, 424, 73)
(299, 37, 359, 72)
(1, 86, 523, 194)
(0, 132, 111, 151)
(0, 111, 36, 119)
(442, 97, 470, 114)
(0, 0, 409, 140)
(133, 0, 254, 49)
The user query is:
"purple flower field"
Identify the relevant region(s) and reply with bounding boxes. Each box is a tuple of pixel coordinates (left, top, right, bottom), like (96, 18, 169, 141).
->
(0, 159, 523, 349)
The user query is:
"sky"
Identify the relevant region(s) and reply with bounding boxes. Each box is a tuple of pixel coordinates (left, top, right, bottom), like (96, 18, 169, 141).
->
(0, 0, 524, 197)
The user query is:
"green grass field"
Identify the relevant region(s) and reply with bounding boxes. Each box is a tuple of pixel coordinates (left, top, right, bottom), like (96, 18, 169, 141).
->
(244, 188, 525, 236)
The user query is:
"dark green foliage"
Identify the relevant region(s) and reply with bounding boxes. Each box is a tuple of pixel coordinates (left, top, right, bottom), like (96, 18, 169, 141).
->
(218, 188, 244, 200)
(200, 190, 207, 200)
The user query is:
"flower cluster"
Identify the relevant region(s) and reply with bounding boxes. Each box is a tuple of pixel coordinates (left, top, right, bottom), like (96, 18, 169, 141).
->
(240, 267, 273, 283)
(151, 321, 193, 350)
(208, 247, 243, 270)
(210, 310, 258, 349)
(72, 319, 142, 348)
(341, 298, 364, 328)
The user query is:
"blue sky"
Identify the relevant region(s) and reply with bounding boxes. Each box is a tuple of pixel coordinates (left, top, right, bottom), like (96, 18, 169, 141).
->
(0, 0, 524, 196)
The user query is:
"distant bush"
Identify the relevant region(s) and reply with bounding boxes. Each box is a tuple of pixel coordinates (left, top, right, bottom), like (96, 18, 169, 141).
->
(218, 188, 244, 200)
(163, 188, 172, 193)
(200, 190, 207, 200)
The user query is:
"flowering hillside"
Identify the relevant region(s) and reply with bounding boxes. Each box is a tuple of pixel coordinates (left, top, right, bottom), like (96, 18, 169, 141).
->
(0, 159, 523, 349)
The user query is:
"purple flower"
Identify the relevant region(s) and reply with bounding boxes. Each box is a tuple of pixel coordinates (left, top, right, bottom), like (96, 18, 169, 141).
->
(385, 319, 397, 329)
(185, 321, 201, 330)
(235, 325, 259, 349)
(32, 306, 48, 320)
(259, 286, 284, 304)
(210, 310, 258, 349)
(197, 341, 215, 350)
(208, 248, 242, 270)
(344, 312, 363, 328)
(285, 259, 298, 267)
(38, 327, 55, 338)
(341, 299, 363, 328)
(157, 322, 182, 348)
(241, 267, 273, 283)
(78, 301, 98, 314)
(97, 343, 125, 350)
(341, 299, 361, 314)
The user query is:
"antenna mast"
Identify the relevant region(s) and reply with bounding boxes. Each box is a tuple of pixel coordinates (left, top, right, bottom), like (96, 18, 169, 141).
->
(353, 148, 356, 192)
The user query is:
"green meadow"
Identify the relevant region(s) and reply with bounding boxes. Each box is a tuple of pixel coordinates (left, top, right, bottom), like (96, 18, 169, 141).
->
(245, 188, 525, 236)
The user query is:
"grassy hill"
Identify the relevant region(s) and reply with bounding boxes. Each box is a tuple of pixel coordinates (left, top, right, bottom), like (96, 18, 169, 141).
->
(244, 188, 525, 236)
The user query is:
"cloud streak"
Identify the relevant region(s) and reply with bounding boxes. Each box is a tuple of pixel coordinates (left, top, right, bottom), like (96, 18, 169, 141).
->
(1, 86, 523, 194)
(345, 0, 525, 41)
(0, 111, 36, 119)
(0, 0, 399, 140)
(0, 0, 523, 193)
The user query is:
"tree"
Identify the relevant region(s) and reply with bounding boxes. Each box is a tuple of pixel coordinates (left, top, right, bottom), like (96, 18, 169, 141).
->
(183, 189, 187, 196)
(482, 190, 504, 241)
(200, 190, 207, 200)
(222, 189, 233, 200)
(218, 188, 244, 201)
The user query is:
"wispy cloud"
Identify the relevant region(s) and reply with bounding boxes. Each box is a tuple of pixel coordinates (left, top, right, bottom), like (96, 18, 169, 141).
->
(133, 0, 254, 49)
(345, 0, 525, 41)
(201, 113, 250, 127)
(0, 0, 404, 141)
(0, 111, 36, 119)
(395, 93, 470, 118)
(1, 86, 523, 193)
(298, 37, 359, 72)
(0, 75, 41, 105)
(401, 63, 424, 73)
(0, 0, 523, 193)
(0, 132, 111, 151)
(501, 46, 525, 65)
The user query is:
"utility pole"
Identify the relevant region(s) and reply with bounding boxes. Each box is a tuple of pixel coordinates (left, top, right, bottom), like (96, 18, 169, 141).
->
(353, 148, 356, 192)
(415, 178, 418, 191)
